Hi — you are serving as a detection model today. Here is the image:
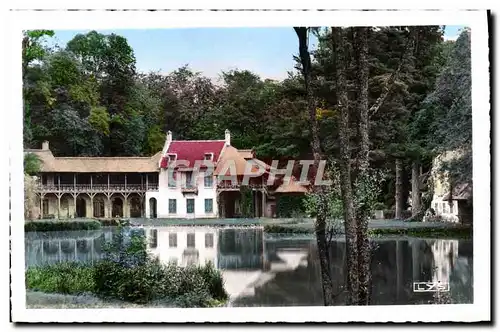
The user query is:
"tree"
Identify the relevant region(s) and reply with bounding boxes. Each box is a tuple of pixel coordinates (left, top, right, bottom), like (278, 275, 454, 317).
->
(294, 26, 335, 306)
(22, 30, 55, 147)
(24, 153, 41, 175)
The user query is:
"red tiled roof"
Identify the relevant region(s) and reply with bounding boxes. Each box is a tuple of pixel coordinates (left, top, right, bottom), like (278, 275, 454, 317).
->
(161, 140, 226, 169)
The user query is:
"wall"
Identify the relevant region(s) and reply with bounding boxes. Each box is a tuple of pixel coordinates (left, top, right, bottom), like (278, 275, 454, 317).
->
(155, 169, 218, 218)
(430, 151, 461, 222)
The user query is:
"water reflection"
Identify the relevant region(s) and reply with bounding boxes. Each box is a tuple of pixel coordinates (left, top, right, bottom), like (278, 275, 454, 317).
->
(25, 226, 473, 306)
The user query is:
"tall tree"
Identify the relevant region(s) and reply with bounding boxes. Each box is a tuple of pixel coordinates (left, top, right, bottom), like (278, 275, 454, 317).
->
(332, 26, 359, 305)
(294, 26, 335, 306)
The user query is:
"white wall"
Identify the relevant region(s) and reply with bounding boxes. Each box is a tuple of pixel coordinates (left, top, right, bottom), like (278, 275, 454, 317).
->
(145, 226, 218, 267)
(155, 169, 218, 218)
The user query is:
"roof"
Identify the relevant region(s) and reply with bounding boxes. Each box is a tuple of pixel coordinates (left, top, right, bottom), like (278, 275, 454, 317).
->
(214, 146, 271, 177)
(161, 140, 226, 168)
(442, 183, 472, 201)
(238, 149, 255, 159)
(25, 149, 161, 173)
(275, 177, 309, 194)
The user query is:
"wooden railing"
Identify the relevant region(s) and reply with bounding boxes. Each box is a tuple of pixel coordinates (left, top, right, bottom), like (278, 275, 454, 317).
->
(36, 183, 159, 193)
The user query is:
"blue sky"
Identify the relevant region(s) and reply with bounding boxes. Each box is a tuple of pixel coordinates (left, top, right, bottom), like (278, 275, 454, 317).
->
(50, 26, 465, 81)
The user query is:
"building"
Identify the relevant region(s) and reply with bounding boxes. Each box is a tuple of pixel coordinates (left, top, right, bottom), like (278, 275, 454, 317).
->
(25, 130, 304, 220)
(429, 150, 472, 224)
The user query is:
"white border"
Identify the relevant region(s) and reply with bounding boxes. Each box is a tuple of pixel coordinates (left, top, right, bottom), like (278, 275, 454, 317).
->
(6, 9, 490, 323)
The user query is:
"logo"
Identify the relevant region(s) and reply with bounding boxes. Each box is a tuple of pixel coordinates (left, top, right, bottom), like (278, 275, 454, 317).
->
(413, 281, 450, 292)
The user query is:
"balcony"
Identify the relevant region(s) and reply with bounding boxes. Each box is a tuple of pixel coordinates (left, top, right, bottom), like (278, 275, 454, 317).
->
(35, 183, 159, 193)
(181, 185, 198, 195)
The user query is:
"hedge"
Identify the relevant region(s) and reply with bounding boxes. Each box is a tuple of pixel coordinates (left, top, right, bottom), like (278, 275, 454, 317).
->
(25, 221, 101, 232)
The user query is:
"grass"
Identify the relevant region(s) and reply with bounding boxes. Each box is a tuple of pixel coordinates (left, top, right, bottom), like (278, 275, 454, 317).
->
(26, 262, 94, 294)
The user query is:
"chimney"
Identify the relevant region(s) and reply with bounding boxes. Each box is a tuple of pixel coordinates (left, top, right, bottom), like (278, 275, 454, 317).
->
(225, 129, 231, 146)
(166, 131, 172, 145)
(42, 141, 49, 150)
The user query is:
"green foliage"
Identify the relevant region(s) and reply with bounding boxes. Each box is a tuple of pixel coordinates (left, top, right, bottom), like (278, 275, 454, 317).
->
(24, 221, 101, 232)
(92, 228, 228, 306)
(146, 125, 165, 155)
(23, 30, 55, 70)
(373, 202, 386, 211)
(88, 106, 110, 136)
(353, 168, 386, 217)
(239, 187, 254, 218)
(276, 195, 306, 218)
(26, 262, 94, 295)
(24, 153, 41, 175)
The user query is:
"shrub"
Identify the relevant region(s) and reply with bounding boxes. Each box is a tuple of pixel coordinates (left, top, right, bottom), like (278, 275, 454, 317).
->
(276, 195, 307, 218)
(373, 202, 386, 211)
(26, 262, 94, 295)
(401, 210, 412, 219)
(99, 218, 131, 227)
(383, 209, 395, 219)
(25, 221, 101, 232)
(91, 227, 228, 306)
(195, 262, 228, 301)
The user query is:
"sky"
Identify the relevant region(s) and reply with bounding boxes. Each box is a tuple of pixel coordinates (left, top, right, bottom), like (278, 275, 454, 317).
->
(49, 25, 465, 81)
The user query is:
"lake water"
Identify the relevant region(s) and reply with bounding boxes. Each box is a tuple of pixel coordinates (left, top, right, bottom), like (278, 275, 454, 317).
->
(25, 226, 473, 306)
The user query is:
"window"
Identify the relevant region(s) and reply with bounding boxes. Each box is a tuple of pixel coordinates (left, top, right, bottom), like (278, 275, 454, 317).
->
(149, 229, 158, 249)
(187, 233, 196, 248)
(205, 233, 214, 248)
(185, 172, 194, 188)
(168, 171, 177, 188)
(204, 153, 213, 161)
(186, 199, 195, 214)
(205, 199, 213, 213)
(169, 233, 177, 248)
(168, 199, 177, 214)
(168, 154, 176, 162)
(204, 175, 213, 188)
(434, 203, 438, 212)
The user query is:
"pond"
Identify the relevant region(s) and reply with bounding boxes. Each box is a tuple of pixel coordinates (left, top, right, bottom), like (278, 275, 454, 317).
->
(25, 226, 473, 306)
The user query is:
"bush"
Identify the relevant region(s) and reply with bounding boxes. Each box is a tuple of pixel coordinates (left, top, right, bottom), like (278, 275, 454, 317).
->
(264, 224, 313, 234)
(26, 262, 94, 295)
(99, 218, 131, 227)
(401, 210, 412, 219)
(383, 209, 395, 219)
(91, 226, 228, 306)
(25, 221, 101, 232)
(373, 202, 386, 211)
(276, 195, 306, 218)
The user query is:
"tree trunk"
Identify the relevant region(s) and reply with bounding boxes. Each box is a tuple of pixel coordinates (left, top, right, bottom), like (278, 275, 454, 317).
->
(333, 27, 359, 305)
(354, 27, 371, 305)
(294, 27, 334, 306)
(395, 159, 403, 219)
(411, 160, 421, 217)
